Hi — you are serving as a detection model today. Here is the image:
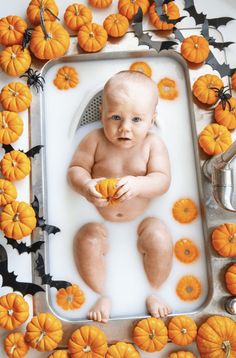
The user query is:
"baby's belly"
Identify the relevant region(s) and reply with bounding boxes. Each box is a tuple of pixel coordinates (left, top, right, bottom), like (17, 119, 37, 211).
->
(97, 197, 150, 222)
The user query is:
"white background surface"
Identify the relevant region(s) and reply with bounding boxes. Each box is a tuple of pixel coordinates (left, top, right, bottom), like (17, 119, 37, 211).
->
(1, 0, 236, 357)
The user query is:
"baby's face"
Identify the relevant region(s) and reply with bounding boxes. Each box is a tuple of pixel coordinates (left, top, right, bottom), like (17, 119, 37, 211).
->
(101, 82, 157, 149)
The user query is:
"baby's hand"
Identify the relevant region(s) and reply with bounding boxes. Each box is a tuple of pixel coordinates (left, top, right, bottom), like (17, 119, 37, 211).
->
(115, 176, 141, 202)
(85, 178, 109, 207)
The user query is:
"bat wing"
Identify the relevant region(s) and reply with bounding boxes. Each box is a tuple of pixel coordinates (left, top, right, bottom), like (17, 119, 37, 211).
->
(2, 144, 15, 153)
(173, 28, 185, 42)
(25, 145, 44, 158)
(206, 51, 231, 77)
(208, 17, 235, 28)
(41, 224, 61, 235)
(209, 40, 234, 50)
(159, 15, 186, 25)
(50, 279, 71, 290)
(6, 237, 44, 254)
(184, 0, 206, 25)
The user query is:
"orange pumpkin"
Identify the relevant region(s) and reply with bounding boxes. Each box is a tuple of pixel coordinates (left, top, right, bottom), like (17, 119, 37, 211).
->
(64, 4, 92, 31)
(214, 97, 236, 129)
(68, 325, 108, 357)
(0, 45, 31, 77)
(56, 284, 85, 310)
(168, 352, 196, 358)
(149, 2, 180, 30)
(129, 61, 152, 77)
(172, 198, 198, 224)
(0, 293, 29, 330)
(25, 313, 63, 352)
(103, 14, 129, 38)
(118, 0, 150, 20)
(53, 66, 79, 90)
(198, 123, 232, 156)
(132, 317, 168, 352)
(176, 275, 201, 301)
(158, 77, 178, 100)
(168, 316, 197, 346)
(106, 342, 140, 358)
(78, 23, 108, 53)
(181, 35, 209, 64)
(196, 315, 236, 358)
(96, 178, 118, 205)
(48, 350, 70, 358)
(0, 201, 36, 240)
(30, 21, 70, 60)
(0, 111, 24, 144)
(225, 263, 236, 295)
(0, 179, 17, 206)
(89, 0, 112, 8)
(4, 332, 29, 358)
(212, 223, 236, 257)
(231, 72, 236, 91)
(192, 74, 223, 105)
(174, 238, 199, 264)
(0, 16, 28, 46)
(1, 150, 31, 181)
(27, 0, 59, 26)
(0, 82, 32, 113)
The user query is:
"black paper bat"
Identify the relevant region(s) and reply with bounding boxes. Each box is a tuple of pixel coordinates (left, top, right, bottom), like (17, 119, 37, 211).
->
(0, 244, 44, 295)
(35, 253, 71, 290)
(6, 237, 45, 254)
(31, 196, 61, 235)
(201, 19, 234, 51)
(154, 0, 186, 25)
(206, 51, 231, 77)
(184, 0, 234, 27)
(2, 144, 43, 158)
(132, 8, 177, 52)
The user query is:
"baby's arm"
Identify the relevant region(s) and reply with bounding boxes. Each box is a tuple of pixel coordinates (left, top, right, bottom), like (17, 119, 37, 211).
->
(67, 132, 108, 207)
(116, 135, 171, 201)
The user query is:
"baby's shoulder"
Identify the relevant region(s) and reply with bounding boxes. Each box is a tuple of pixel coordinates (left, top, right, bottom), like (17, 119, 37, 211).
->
(145, 132, 164, 146)
(82, 128, 104, 143)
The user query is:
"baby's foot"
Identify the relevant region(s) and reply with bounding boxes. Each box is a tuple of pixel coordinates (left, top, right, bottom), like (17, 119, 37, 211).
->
(146, 295, 172, 318)
(87, 296, 111, 323)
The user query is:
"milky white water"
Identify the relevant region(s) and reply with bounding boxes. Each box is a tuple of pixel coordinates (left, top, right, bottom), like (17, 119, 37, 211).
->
(42, 55, 209, 321)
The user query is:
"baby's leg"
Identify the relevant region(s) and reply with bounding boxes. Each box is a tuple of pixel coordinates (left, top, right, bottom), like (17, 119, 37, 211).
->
(137, 217, 173, 318)
(74, 222, 111, 322)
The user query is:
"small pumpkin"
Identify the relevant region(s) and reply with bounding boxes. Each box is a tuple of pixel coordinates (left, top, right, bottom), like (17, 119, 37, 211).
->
(132, 317, 168, 352)
(106, 342, 140, 358)
(53, 66, 79, 90)
(129, 61, 152, 77)
(196, 315, 236, 358)
(168, 316, 197, 346)
(0, 45, 31, 77)
(56, 284, 85, 310)
(0, 201, 36, 240)
(78, 23, 108, 53)
(176, 275, 201, 301)
(192, 74, 223, 105)
(0, 179, 17, 206)
(174, 238, 199, 264)
(0, 82, 32, 113)
(0, 293, 29, 330)
(68, 325, 108, 357)
(149, 2, 180, 30)
(214, 97, 236, 129)
(25, 313, 63, 352)
(181, 35, 209, 64)
(158, 77, 178, 100)
(172, 198, 198, 224)
(118, 0, 150, 20)
(0, 16, 28, 46)
(96, 178, 118, 205)
(1, 150, 31, 181)
(48, 350, 70, 358)
(4, 332, 29, 358)
(89, 0, 112, 8)
(198, 123, 232, 156)
(27, 0, 59, 26)
(64, 4, 92, 31)
(168, 352, 196, 358)
(231, 72, 236, 91)
(212, 223, 236, 257)
(0, 111, 24, 144)
(103, 14, 129, 38)
(225, 263, 236, 295)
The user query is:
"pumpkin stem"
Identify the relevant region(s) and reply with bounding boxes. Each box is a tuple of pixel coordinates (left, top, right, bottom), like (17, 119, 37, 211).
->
(8, 88, 19, 97)
(36, 330, 46, 345)
(2, 115, 8, 128)
(45, 7, 60, 21)
(83, 345, 91, 352)
(40, 4, 51, 40)
(181, 328, 187, 334)
(13, 213, 20, 221)
(10, 344, 16, 354)
(222, 340, 231, 358)
(149, 329, 156, 340)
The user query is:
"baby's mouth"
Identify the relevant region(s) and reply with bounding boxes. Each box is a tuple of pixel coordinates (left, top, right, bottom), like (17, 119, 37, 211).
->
(118, 137, 131, 141)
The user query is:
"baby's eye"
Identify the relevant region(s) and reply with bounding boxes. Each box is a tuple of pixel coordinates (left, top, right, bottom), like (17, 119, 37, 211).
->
(111, 115, 121, 121)
(132, 117, 142, 123)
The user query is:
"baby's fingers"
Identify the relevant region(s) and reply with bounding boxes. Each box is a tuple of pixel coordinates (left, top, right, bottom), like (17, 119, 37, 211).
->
(115, 185, 129, 199)
(94, 198, 109, 207)
(89, 186, 103, 198)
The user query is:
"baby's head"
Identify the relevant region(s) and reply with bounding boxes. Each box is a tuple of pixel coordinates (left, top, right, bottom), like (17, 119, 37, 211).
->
(101, 70, 158, 148)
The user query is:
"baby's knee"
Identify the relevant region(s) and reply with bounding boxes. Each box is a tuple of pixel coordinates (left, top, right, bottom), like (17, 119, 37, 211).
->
(75, 222, 107, 250)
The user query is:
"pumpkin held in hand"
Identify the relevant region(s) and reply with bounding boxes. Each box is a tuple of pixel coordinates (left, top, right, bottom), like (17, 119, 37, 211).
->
(0, 16, 28, 46)
(149, 2, 180, 30)
(25, 313, 63, 352)
(64, 4, 92, 31)
(0, 111, 24, 145)
(0, 179, 17, 206)
(192, 74, 223, 105)
(0, 82, 32, 113)
(27, 0, 59, 26)
(181, 35, 209, 64)
(0, 293, 29, 330)
(214, 97, 236, 129)
(103, 14, 129, 38)
(106, 342, 140, 358)
(4, 332, 29, 358)
(77, 23, 108, 53)
(212, 223, 236, 257)
(198, 123, 232, 156)
(132, 317, 168, 352)
(118, 0, 150, 20)
(168, 315, 197, 346)
(96, 178, 119, 205)
(1, 150, 31, 181)
(196, 315, 236, 358)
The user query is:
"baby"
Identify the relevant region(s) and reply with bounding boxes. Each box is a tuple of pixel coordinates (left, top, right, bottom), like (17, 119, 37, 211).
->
(68, 70, 173, 323)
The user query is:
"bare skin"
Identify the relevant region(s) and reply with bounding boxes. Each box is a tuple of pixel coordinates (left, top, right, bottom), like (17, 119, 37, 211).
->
(68, 72, 173, 322)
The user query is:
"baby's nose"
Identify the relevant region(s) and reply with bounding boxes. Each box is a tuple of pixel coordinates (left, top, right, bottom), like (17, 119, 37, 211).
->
(119, 120, 131, 132)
